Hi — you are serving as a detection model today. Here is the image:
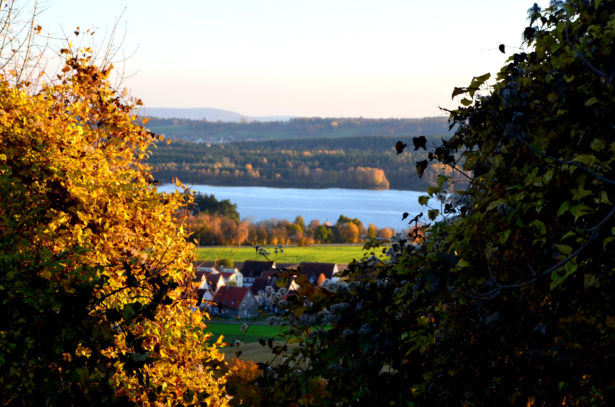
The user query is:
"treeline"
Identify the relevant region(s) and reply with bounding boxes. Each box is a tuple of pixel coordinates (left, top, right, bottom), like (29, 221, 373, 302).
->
(184, 193, 397, 246)
(145, 116, 451, 143)
(148, 136, 461, 191)
(186, 213, 397, 246)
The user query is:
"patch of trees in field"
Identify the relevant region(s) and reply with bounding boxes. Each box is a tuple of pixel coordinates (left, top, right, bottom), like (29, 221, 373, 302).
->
(186, 194, 397, 246)
(148, 136, 461, 190)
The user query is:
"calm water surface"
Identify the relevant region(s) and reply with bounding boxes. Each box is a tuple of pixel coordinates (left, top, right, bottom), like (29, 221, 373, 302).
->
(158, 184, 428, 230)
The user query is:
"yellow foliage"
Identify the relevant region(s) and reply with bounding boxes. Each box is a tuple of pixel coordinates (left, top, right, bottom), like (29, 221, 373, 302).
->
(0, 51, 229, 405)
(226, 359, 262, 406)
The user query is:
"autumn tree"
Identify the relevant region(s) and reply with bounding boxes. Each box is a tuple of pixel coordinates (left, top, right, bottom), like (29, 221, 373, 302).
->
(0, 41, 228, 407)
(255, 1, 615, 405)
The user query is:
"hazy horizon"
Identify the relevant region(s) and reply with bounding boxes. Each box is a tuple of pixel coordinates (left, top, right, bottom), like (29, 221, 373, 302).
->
(39, 1, 550, 118)
(140, 106, 450, 121)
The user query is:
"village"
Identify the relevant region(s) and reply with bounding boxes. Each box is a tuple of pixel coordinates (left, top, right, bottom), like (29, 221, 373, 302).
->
(192, 260, 344, 319)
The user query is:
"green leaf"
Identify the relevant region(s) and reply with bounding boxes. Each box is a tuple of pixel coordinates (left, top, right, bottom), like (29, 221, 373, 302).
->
(584, 274, 599, 289)
(456, 259, 472, 268)
(565, 260, 577, 275)
(530, 219, 546, 235)
(573, 154, 597, 166)
(570, 185, 593, 201)
(437, 175, 448, 188)
(473, 72, 491, 84)
(584, 97, 600, 107)
(594, 191, 613, 205)
(569, 204, 591, 220)
(451, 87, 467, 99)
(550, 261, 577, 289)
(542, 168, 554, 184)
(590, 138, 606, 152)
(460, 98, 473, 107)
(554, 244, 572, 255)
(557, 201, 570, 216)
(498, 229, 511, 244)
(603, 236, 615, 249)
(469, 73, 491, 97)
(427, 186, 440, 196)
(486, 199, 505, 212)
(428, 209, 439, 221)
(418, 195, 430, 206)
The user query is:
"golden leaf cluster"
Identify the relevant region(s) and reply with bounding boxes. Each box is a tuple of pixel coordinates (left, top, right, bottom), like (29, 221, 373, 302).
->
(0, 50, 229, 405)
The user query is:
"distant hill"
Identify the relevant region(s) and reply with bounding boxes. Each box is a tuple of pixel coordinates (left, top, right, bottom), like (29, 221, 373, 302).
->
(139, 107, 292, 123)
(144, 116, 451, 143)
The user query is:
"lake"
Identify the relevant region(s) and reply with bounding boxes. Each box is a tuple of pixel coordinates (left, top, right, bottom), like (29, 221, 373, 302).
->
(159, 184, 430, 230)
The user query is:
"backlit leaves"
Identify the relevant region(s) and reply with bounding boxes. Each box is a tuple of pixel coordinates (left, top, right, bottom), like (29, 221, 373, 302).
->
(0, 50, 229, 405)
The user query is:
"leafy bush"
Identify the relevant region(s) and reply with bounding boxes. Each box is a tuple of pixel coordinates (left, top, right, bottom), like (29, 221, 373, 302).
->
(0, 44, 228, 406)
(252, 2, 615, 405)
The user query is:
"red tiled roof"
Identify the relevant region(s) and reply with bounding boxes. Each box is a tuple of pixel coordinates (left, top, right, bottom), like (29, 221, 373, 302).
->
(213, 286, 251, 310)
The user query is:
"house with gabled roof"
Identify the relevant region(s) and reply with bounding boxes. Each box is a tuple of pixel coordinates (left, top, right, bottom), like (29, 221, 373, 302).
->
(219, 267, 243, 287)
(205, 273, 226, 292)
(299, 262, 339, 286)
(241, 260, 276, 287)
(212, 286, 258, 318)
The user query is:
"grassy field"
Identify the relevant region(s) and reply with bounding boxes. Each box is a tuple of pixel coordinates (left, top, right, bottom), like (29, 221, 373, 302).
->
(207, 321, 294, 363)
(196, 244, 377, 264)
(206, 321, 286, 344)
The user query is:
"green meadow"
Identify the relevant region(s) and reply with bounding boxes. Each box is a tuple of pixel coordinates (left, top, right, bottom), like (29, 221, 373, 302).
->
(206, 321, 286, 344)
(206, 321, 292, 362)
(195, 244, 382, 265)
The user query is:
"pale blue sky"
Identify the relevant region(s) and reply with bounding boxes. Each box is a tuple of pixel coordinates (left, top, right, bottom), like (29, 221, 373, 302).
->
(38, 0, 548, 118)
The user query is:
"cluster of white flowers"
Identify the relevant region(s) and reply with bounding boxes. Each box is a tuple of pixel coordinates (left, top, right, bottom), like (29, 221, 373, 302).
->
(257, 285, 289, 306)
(385, 232, 417, 263)
(320, 279, 348, 293)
